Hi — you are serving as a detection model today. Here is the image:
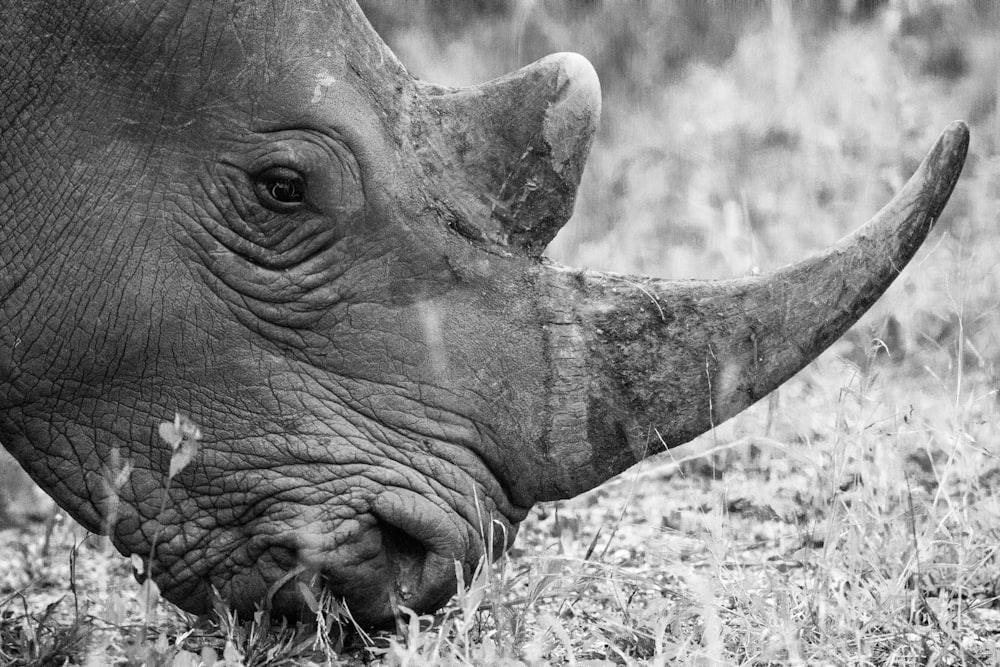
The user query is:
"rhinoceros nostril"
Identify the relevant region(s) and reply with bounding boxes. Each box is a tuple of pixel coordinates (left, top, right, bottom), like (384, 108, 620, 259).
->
(376, 517, 430, 603)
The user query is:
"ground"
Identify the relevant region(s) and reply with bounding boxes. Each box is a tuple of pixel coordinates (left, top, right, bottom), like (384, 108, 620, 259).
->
(3, 2, 1000, 665)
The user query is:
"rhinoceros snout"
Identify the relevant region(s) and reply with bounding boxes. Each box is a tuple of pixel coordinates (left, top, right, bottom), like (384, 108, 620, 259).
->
(250, 490, 491, 625)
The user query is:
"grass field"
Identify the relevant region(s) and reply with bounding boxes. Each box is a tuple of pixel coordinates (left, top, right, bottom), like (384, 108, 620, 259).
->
(3, 2, 1000, 664)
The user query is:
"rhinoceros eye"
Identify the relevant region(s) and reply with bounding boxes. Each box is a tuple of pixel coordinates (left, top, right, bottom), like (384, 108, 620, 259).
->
(254, 167, 306, 212)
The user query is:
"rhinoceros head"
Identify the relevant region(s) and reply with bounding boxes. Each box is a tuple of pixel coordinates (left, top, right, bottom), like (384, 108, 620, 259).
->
(0, 1, 967, 625)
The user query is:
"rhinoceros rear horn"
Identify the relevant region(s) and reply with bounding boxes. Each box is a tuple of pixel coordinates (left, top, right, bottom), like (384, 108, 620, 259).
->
(415, 53, 601, 256)
(535, 122, 969, 499)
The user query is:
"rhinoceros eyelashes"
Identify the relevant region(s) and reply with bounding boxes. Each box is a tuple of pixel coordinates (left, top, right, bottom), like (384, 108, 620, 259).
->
(253, 166, 306, 212)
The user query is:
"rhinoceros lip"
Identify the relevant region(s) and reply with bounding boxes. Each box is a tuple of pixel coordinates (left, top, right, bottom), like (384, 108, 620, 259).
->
(298, 487, 483, 625)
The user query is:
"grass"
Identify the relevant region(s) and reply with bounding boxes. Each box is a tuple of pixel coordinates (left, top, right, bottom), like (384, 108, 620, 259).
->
(3, 2, 1000, 664)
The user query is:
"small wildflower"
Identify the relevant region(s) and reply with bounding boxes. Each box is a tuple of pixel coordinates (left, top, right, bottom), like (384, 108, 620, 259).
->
(158, 413, 202, 479)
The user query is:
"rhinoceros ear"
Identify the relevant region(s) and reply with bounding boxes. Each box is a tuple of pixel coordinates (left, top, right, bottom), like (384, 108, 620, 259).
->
(413, 53, 601, 256)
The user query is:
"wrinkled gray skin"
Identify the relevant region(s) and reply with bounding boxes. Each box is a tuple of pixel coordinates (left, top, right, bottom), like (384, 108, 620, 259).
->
(0, 1, 968, 625)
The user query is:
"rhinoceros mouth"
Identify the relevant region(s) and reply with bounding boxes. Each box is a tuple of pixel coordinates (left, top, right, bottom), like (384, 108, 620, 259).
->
(260, 483, 500, 625)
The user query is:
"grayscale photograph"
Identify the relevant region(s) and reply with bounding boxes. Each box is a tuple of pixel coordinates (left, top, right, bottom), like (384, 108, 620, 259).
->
(1, 1, 996, 664)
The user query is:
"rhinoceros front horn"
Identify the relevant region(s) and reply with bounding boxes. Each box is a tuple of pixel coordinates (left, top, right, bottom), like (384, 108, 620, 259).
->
(532, 121, 968, 499)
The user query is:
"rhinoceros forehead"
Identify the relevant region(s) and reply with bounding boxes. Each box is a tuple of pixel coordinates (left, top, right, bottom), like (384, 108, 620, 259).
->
(30, 1, 411, 132)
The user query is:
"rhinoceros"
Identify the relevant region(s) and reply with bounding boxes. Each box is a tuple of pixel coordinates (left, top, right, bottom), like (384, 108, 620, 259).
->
(0, 0, 968, 626)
